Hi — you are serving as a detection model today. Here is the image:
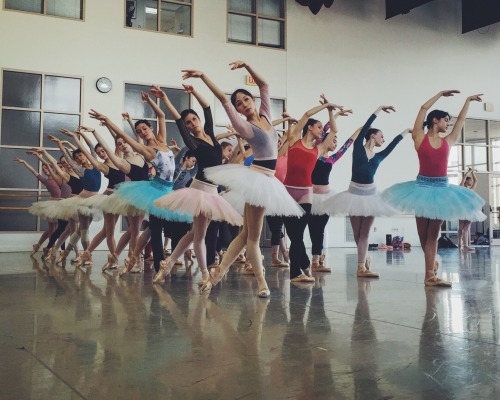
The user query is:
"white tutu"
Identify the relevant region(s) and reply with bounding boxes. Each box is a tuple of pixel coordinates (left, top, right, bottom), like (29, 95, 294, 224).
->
(311, 185, 337, 216)
(55, 195, 103, 221)
(80, 192, 143, 216)
(204, 164, 304, 217)
(154, 179, 243, 226)
(325, 182, 398, 217)
(28, 200, 60, 222)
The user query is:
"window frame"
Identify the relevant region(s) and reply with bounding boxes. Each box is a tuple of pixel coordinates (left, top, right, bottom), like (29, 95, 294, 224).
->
(3, 0, 86, 22)
(226, 0, 286, 50)
(123, 0, 194, 38)
(0, 68, 83, 232)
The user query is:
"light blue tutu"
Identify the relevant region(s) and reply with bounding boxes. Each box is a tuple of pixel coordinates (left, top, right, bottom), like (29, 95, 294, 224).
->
(114, 178, 192, 222)
(382, 175, 486, 221)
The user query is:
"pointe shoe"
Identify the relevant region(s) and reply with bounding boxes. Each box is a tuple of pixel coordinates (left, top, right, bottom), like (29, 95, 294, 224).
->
(152, 259, 172, 284)
(102, 253, 118, 272)
(357, 268, 379, 278)
(79, 250, 92, 266)
(119, 255, 137, 277)
(47, 247, 57, 259)
(41, 247, 49, 260)
(56, 250, 70, 265)
(31, 243, 41, 255)
(70, 255, 82, 264)
(290, 274, 315, 283)
(425, 276, 452, 287)
(200, 265, 229, 293)
(271, 258, 289, 267)
(311, 256, 331, 272)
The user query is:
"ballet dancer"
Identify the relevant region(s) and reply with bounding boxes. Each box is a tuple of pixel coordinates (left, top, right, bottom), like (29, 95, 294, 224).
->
(179, 61, 303, 297)
(459, 167, 479, 251)
(326, 105, 410, 278)
(382, 91, 485, 287)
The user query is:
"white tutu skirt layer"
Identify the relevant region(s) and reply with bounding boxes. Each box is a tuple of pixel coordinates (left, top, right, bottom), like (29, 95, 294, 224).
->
(204, 164, 304, 217)
(154, 179, 243, 225)
(80, 193, 143, 216)
(325, 182, 398, 217)
(311, 187, 337, 216)
(382, 175, 486, 221)
(28, 200, 59, 222)
(114, 178, 192, 222)
(55, 195, 103, 221)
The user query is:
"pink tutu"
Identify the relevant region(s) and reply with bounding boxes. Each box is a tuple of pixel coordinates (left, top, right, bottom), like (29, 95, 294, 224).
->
(154, 179, 243, 226)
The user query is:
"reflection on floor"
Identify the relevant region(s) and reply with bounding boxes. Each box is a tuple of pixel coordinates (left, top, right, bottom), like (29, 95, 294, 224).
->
(0, 247, 498, 399)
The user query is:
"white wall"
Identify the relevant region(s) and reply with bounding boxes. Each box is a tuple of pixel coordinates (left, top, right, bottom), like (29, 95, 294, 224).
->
(1, 0, 500, 251)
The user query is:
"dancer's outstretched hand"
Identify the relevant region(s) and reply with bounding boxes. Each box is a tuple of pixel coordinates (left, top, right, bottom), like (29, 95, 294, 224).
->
(182, 84, 195, 94)
(47, 134, 60, 143)
(122, 112, 131, 121)
(60, 128, 76, 137)
(319, 94, 342, 111)
(381, 106, 396, 113)
(181, 69, 203, 79)
(467, 94, 483, 102)
(14, 157, 26, 163)
(148, 85, 165, 99)
(337, 109, 353, 117)
(89, 109, 109, 125)
(441, 90, 460, 97)
(229, 60, 248, 70)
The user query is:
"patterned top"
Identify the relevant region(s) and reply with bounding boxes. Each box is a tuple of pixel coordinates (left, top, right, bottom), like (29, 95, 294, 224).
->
(152, 149, 175, 182)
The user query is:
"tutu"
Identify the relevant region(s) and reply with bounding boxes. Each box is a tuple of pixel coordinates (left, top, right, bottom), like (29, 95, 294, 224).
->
(80, 192, 143, 216)
(55, 195, 103, 221)
(28, 200, 59, 222)
(382, 175, 486, 221)
(114, 178, 192, 222)
(325, 182, 398, 217)
(154, 179, 243, 226)
(311, 185, 337, 216)
(204, 164, 304, 217)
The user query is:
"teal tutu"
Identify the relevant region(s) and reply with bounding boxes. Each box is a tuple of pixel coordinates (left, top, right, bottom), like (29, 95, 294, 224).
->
(382, 175, 486, 221)
(114, 178, 192, 222)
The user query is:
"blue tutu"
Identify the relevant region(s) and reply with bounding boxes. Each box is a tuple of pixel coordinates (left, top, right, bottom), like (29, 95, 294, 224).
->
(114, 178, 192, 222)
(382, 175, 486, 221)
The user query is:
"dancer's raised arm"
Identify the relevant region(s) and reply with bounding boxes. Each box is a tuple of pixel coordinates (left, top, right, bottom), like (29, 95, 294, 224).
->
(89, 110, 156, 161)
(38, 148, 70, 182)
(446, 94, 483, 146)
(142, 90, 167, 144)
(47, 135, 84, 176)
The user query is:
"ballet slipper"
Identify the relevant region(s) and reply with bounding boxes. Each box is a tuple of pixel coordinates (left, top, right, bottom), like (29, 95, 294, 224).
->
(152, 259, 173, 284)
(70, 255, 82, 264)
(199, 264, 230, 294)
(31, 243, 41, 255)
(47, 247, 57, 259)
(130, 263, 142, 273)
(290, 274, 315, 283)
(271, 258, 289, 268)
(425, 276, 452, 287)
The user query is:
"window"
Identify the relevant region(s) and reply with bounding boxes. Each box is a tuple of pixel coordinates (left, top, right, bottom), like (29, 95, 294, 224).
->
(228, 0, 285, 49)
(0, 69, 82, 231)
(125, 0, 192, 36)
(5, 0, 84, 20)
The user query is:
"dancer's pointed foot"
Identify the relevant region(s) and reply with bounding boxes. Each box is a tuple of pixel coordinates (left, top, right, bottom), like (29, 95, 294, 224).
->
(199, 265, 229, 294)
(56, 249, 70, 265)
(102, 253, 116, 272)
(152, 259, 172, 284)
(119, 255, 137, 277)
(31, 243, 41, 255)
(80, 250, 92, 266)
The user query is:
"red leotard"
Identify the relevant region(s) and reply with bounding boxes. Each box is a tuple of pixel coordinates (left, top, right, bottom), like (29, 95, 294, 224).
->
(418, 134, 449, 177)
(283, 140, 318, 187)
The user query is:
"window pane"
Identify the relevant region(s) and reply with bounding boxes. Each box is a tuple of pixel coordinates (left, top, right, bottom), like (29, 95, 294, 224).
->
(228, 14, 255, 44)
(258, 18, 283, 48)
(42, 113, 81, 147)
(2, 71, 42, 109)
(0, 191, 37, 231)
(447, 145, 462, 173)
(490, 121, 500, 172)
(5, 0, 43, 13)
(1, 109, 41, 147)
(464, 145, 488, 172)
(46, 0, 83, 19)
(229, 0, 254, 13)
(160, 2, 191, 35)
(124, 84, 156, 119)
(270, 98, 284, 122)
(0, 149, 40, 188)
(258, 0, 284, 18)
(146, 0, 159, 30)
(166, 121, 183, 148)
(214, 99, 232, 126)
(44, 76, 81, 113)
(464, 118, 487, 146)
(159, 88, 190, 120)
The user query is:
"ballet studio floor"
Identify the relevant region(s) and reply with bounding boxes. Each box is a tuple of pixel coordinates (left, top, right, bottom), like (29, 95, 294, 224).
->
(0, 247, 498, 400)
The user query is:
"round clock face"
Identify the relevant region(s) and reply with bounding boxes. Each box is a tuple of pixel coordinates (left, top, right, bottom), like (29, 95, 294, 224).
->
(96, 77, 112, 93)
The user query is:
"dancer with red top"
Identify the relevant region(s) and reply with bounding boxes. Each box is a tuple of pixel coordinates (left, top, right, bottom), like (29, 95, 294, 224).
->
(383, 91, 485, 287)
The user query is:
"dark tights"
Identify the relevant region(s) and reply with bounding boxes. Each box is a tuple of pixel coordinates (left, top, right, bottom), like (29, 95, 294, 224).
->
(308, 214, 330, 256)
(205, 220, 220, 266)
(267, 215, 285, 246)
(47, 219, 68, 249)
(283, 203, 311, 279)
(149, 215, 166, 272)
